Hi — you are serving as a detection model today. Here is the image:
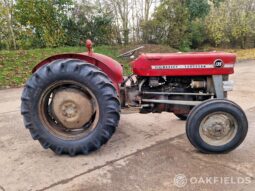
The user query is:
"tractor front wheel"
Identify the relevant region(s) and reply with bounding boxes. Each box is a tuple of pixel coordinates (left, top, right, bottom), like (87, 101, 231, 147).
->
(186, 99, 248, 153)
(21, 59, 120, 156)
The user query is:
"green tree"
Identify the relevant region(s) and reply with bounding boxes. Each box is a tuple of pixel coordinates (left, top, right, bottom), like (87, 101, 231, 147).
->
(186, 0, 210, 20)
(189, 19, 207, 48)
(185, 0, 211, 48)
(15, 0, 72, 48)
(206, 0, 255, 48)
(143, 0, 190, 50)
(228, 0, 255, 48)
(0, 0, 17, 50)
(205, 3, 229, 47)
(65, 1, 114, 46)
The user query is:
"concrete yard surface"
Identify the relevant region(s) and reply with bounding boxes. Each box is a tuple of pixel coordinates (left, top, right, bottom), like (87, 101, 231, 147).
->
(0, 60, 255, 191)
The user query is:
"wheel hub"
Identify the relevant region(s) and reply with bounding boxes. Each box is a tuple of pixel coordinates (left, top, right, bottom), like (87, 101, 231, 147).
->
(61, 101, 78, 118)
(52, 88, 94, 129)
(199, 112, 238, 146)
(202, 115, 231, 139)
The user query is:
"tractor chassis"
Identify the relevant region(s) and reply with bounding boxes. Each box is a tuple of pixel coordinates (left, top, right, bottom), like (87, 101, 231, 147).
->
(120, 75, 232, 114)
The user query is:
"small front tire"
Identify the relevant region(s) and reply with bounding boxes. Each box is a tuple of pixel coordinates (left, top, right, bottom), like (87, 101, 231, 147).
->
(186, 99, 248, 153)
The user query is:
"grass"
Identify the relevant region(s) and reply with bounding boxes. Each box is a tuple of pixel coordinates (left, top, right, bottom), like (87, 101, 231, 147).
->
(0, 45, 254, 88)
(0, 46, 123, 88)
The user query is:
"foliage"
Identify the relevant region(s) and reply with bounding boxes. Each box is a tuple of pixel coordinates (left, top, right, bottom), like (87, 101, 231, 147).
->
(206, 0, 255, 48)
(14, 0, 72, 48)
(189, 19, 207, 48)
(65, 2, 115, 46)
(0, 0, 17, 50)
(0, 0, 255, 50)
(141, 0, 227, 50)
(142, 0, 190, 49)
(185, 0, 210, 20)
(205, 3, 230, 47)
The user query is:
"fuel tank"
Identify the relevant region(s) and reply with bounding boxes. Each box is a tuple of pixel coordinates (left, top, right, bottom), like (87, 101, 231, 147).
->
(132, 52, 236, 76)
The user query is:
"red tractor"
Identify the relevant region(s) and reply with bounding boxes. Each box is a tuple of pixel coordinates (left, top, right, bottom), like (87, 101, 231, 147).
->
(21, 40, 248, 156)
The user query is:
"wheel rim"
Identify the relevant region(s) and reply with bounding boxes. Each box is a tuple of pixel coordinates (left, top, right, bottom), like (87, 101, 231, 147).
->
(38, 80, 99, 141)
(199, 112, 238, 146)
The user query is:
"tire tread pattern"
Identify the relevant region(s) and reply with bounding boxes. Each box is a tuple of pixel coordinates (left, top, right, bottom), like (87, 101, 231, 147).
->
(21, 59, 120, 156)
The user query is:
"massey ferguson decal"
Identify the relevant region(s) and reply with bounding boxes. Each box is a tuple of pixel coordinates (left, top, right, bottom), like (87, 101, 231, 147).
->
(151, 65, 212, 69)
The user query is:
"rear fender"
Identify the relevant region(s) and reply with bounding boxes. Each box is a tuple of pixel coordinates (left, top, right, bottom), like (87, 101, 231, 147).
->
(32, 53, 123, 92)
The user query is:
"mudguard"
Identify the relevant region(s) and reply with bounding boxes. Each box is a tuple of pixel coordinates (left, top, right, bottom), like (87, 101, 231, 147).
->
(32, 52, 123, 92)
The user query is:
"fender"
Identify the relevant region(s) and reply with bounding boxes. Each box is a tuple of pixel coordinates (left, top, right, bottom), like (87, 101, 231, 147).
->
(32, 52, 123, 92)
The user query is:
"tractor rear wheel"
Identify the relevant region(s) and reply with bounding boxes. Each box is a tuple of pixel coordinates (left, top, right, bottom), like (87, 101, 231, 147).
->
(21, 59, 120, 156)
(186, 99, 248, 153)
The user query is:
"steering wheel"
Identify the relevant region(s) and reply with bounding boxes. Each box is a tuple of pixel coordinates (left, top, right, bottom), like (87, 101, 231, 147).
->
(117, 46, 144, 58)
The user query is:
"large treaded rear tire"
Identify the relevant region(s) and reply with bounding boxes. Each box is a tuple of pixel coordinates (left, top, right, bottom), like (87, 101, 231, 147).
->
(186, 99, 248, 153)
(21, 59, 120, 156)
